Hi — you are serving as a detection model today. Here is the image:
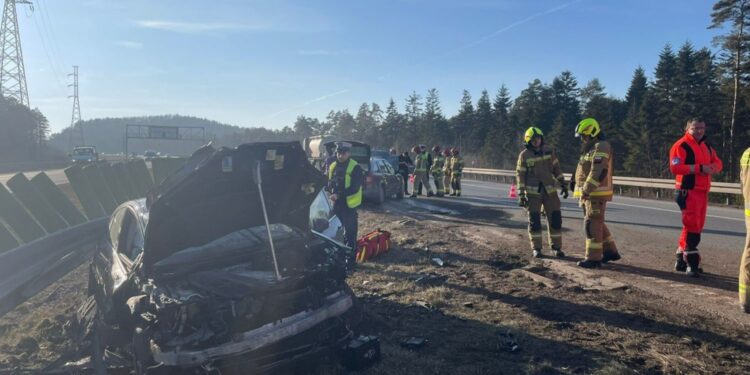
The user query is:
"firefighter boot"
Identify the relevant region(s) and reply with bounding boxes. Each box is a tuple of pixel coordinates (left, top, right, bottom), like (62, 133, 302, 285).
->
(552, 247, 565, 258)
(601, 252, 621, 264)
(686, 253, 701, 278)
(674, 252, 687, 272)
(532, 249, 542, 258)
(577, 260, 601, 269)
(427, 191, 434, 197)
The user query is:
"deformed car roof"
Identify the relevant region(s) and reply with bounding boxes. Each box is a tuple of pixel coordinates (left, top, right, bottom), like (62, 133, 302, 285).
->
(142, 141, 326, 272)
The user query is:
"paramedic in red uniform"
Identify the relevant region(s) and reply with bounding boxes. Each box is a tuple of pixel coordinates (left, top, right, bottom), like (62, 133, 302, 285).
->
(669, 117, 723, 277)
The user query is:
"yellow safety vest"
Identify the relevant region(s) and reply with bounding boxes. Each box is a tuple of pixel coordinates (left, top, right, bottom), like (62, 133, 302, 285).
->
(329, 158, 363, 208)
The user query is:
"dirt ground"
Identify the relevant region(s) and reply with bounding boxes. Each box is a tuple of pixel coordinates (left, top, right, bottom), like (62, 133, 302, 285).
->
(1, 197, 750, 374)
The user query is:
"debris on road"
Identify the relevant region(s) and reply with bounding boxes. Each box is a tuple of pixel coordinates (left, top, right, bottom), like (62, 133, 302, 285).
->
(400, 337, 428, 350)
(431, 257, 446, 267)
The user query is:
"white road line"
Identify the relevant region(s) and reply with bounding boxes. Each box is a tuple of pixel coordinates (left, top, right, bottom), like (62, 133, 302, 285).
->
(463, 181, 743, 222)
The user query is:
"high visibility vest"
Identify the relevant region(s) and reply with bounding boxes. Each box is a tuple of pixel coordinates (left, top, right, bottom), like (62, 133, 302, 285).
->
(329, 158, 362, 208)
(415, 153, 429, 172)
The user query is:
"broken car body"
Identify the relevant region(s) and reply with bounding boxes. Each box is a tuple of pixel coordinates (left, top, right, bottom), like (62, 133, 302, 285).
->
(87, 142, 360, 373)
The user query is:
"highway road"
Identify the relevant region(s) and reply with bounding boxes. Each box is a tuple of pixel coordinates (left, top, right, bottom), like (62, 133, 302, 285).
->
(452, 179, 745, 252)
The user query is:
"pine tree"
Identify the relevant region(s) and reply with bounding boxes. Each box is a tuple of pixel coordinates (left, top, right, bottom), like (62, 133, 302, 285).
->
(382, 98, 404, 150)
(471, 90, 493, 153)
(451, 90, 474, 151)
(547, 71, 581, 168)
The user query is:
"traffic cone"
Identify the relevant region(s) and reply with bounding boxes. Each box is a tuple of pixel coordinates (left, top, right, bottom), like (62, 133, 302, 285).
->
(508, 183, 518, 198)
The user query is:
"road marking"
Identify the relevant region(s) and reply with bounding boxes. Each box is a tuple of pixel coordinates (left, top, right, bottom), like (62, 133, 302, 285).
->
(463, 181, 743, 222)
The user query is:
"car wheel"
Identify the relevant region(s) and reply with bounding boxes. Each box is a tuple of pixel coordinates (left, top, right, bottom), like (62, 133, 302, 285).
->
(377, 185, 386, 205)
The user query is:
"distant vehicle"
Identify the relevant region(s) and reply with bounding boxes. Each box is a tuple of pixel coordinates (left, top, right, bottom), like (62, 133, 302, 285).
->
(365, 156, 404, 204)
(71, 146, 98, 163)
(143, 150, 159, 160)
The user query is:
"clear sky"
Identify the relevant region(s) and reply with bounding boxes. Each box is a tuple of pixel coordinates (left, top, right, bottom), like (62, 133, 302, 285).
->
(17, 0, 719, 133)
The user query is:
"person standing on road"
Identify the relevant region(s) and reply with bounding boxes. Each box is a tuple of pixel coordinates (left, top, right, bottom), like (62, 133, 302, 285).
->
(573, 118, 620, 268)
(516, 127, 568, 258)
(431, 145, 446, 197)
(450, 148, 464, 197)
(398, 151, 413, 196)
(416, 144, 433, 196)
(411, 145, 433, 198)
(739, 147, 750, 313)
(669, 117, 723, 277)
(327, 142, 364, 257)
(442, 148, 453, 196)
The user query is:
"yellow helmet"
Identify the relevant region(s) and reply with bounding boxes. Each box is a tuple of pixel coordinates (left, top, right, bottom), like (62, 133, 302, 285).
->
(523, 126, 544, 143)
(575, 118, 601, 138)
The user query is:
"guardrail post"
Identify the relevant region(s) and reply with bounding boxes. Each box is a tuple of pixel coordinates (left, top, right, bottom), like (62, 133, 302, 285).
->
(0, 184, 46, 243)
(637, 187, 641, 198)
(656, 189, 660, 199)
(6, 173, 68, 233)
(65, 165, 106, 219)
(30, 172, 87, 226)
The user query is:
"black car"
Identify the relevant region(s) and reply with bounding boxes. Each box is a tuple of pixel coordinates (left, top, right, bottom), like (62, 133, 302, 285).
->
(86, 142, 362, 374)
(364, 157, 404, 204)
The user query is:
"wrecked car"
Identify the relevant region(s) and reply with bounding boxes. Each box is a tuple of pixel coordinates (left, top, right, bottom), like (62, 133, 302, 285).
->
(85, 142, 364, 374)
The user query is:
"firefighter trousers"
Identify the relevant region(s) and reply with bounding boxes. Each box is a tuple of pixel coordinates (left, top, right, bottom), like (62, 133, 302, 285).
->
(675, 189, 708, 257)
(432, 172, 444, 196)
(527, 192, 562, 251)
(412, 171, 431, 196)
(443, 174, 451, 194)
(582, 199, 618, 262)
(741, 213, 750, 309)
(451, 174, 462, 195)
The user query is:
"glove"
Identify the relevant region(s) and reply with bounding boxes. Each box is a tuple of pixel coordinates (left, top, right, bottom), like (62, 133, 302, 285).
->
(518, 192, 529, 208)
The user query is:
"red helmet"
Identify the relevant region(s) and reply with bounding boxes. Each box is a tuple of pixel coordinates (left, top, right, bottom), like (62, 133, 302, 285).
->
(452, 148, 460, 155)
(432, 145, 441, 153)
(443, 149, 451, 156)
(411, 145, 420, 153)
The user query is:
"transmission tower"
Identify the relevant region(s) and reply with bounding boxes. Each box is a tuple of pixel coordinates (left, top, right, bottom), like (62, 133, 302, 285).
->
(0, 0, 32, 107)
(67, 65, 83, 150)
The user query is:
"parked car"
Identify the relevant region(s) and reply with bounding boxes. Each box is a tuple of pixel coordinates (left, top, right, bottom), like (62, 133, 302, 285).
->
(85, 142, 363, 374)
(365, 156, 405, 204)
(371, 150, 399, 171)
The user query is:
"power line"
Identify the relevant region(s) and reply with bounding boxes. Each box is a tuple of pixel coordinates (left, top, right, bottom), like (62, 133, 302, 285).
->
(0, 0, 33, 107)
(67, 65, 83, 150)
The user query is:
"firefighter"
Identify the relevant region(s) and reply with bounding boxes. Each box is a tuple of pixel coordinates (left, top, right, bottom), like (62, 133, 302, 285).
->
(516, 127, 568, 258)
(442, 148, 452, 196)
(740, 147, 750, 313)
(450, 148, 463, 196)
(398, 151, 412, 195)
(327, 142, 364, 257)
(573, 118, 620, 268)
(431, 145, 446, 197)
(411, 145, 433, 198)
(669, 117, 723, 277)
(417, 144, 433, 195)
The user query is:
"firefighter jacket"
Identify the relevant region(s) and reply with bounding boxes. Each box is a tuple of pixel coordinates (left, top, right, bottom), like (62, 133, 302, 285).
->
(443, 156, 452, 175)
(450, 156, 464, 176)
(516, 145, 564, 196)
(432, 154, 446, 176)
(574, 138, 613, 201)
(743, 148, 750, 216)
(669, 133, 723, 192)
(414, 152, 430, 172)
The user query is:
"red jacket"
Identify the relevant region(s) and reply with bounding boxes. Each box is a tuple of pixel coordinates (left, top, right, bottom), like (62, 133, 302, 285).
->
(669, 133, 723, 191)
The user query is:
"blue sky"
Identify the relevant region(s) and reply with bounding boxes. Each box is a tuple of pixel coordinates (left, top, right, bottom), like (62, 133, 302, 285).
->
(18, 0, 719, 133)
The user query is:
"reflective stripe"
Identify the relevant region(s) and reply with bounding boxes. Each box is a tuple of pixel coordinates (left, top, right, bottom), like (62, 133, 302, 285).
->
(555, 174, 564, 180)
(573, 190, 582, 198)
(517, 167, 527, 172)
(593, 152, 609, 158)
(329, 159, 363, 209)
(589, 190, 612, 197)
(745, 209, 750, 217)
(684, 250, 700, 254)
(526, 155, 552, 163)
(549, 233, 562, 238)
(740, 283, 747, 293)
(604, 236, 614, 243)
(586, 178, 600, 187)
(741, 149, 750, 167)
(585, 239, 603, 249)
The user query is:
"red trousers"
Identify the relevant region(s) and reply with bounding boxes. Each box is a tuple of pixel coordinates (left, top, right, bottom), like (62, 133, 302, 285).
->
(676, 189, 708, 251)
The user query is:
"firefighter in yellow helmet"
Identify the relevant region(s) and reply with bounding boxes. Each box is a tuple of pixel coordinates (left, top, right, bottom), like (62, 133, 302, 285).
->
(450, 148, 463, 196)
(431, 145, 446, 197)
(739, 147, 750, 313)
(516, 127, 568, 258)
(573, 118, 621, 268)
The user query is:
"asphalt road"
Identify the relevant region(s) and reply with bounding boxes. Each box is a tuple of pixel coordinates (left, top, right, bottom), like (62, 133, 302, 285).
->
(447, 179, 745, 252)
(0, 168, 68, 185)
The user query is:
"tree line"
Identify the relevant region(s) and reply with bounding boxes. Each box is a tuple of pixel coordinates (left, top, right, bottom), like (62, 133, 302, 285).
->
(294, 1, 750, 181)
(0, 96, 51, 162)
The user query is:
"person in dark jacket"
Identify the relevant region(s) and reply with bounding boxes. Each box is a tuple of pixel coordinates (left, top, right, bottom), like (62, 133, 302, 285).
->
(417, 144, 433, 195)
(327, 142, 364, 257)
(398, 151, 413, 195)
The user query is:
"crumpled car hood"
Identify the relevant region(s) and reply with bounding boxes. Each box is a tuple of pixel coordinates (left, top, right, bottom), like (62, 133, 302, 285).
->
(142, 142, 326, 273)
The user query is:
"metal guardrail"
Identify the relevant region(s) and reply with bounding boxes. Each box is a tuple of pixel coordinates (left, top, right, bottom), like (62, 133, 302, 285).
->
(462, 168, 742, 195)
(0, 157, 188, 317)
